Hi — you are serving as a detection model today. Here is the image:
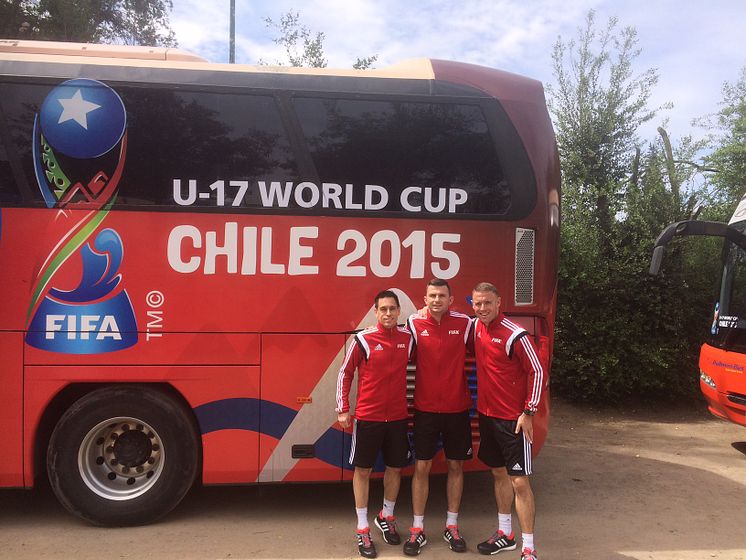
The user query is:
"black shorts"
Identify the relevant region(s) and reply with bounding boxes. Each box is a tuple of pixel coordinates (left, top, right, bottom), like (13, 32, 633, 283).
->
(350, 418, 411, 469)
(413, 409, 473, 461)
(477, 414, 533, 475)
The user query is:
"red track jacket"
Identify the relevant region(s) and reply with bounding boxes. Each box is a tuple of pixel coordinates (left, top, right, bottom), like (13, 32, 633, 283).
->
(336, 322, 413, 422)
(407, 310, 473, 413)
(473, 313, 543, 420)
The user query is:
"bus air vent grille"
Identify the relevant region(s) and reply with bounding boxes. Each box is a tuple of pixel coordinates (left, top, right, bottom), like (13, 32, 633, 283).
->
(515, 228, 535, 305)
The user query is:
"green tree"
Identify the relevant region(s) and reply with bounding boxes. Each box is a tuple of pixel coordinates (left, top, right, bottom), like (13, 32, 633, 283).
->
(699, 67, 746, 212)
(108, 0, 176, 46)
(549, 11, 711, 402)
(0, 1, 40, 38)
(548, 10, 659, 257)
(262, 10, 377, 69)
(0, 0, 176, 46)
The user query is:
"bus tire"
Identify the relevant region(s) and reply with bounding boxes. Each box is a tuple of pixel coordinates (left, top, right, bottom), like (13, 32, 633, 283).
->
(46, 385, 200, 526)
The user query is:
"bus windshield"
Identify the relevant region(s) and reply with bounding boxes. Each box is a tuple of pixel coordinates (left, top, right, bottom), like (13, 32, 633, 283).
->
(713, 227, 746, 352)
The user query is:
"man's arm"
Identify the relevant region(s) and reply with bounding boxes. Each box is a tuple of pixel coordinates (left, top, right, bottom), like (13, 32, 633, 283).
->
(513, 333, 544, 442)
(336, 335, 363, 428)
(465, 316, 476, 355)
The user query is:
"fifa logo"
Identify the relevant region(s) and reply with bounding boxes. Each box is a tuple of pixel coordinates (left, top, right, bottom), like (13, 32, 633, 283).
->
(25, 79, 138, 354)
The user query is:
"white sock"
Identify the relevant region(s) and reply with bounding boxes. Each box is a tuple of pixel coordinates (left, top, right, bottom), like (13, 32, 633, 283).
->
(413, 514, 425, 530)
(522, 533, 535, 551)
(382, 499, 395, 518)
(446, 511, 458, 527)
(498, 513, 512, 536)
(356, 507, 368, 530)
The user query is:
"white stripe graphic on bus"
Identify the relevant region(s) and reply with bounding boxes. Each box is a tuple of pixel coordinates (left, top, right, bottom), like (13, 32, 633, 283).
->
(258, 288, 416, 482)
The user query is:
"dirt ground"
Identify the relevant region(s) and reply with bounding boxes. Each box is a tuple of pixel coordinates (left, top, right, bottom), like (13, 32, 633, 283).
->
(1, 397, 745, 560)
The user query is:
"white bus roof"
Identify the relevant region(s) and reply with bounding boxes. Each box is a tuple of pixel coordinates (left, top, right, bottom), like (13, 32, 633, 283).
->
(0, 38, 206, 62)
(0, 39, 436, 80)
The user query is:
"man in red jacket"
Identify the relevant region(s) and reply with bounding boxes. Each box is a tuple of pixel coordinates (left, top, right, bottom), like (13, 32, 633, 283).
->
(404, 279, 473, 555)
(336, 289, 414, 559)
(471, 282, 543, 560)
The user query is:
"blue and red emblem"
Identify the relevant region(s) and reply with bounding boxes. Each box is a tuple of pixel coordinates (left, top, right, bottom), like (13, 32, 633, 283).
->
(26, 78, 138, 354)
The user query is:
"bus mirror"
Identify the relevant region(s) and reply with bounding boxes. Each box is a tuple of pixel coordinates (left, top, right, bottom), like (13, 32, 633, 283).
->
(649, 246, 665, 276)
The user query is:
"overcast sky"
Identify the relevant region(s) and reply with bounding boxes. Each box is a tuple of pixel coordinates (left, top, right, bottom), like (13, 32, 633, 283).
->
(169, 0, 746, 144)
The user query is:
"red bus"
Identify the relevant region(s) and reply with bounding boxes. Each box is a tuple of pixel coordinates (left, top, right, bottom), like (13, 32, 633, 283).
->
(651, 195, 746, 428)
(0, 39, 560, 525)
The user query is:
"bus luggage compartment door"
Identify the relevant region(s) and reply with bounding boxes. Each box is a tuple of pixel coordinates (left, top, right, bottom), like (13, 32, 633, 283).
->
(258, 334, 347, 482)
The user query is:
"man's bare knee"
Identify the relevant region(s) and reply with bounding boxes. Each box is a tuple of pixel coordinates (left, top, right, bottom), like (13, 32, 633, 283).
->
(447, 460, 464, 475)
(510, 475, 532, 495)
(415, 459, 432, 476)
(355, 467, 373, 479)
(492, 467, 510, 481)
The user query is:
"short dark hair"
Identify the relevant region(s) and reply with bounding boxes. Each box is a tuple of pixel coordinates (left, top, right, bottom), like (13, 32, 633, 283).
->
(426, 278, 451, 295)
(374, 289, 400, 308)
(473, 282, 499, 297)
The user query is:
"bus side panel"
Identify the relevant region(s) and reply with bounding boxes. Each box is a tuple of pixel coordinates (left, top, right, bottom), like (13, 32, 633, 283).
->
(24, 365, 261, 485)
(178, 366, 262, 484)
(0, 332, 24, 486)
(257, 334, 346, 482)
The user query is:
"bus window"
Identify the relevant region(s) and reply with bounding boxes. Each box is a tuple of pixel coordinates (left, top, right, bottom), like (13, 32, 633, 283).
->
(293, 97, 518, 218)
(0, 82, 299, 209)
(119, 88, 298, 208)
(0, 134, 22, 205)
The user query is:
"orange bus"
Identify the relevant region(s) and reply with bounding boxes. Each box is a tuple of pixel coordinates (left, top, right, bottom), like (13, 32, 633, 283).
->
(0, 39, 560, 525)
(651, 194, 746, 427)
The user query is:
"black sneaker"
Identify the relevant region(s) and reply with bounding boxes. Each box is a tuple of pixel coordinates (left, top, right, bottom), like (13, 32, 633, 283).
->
(356, 528, 377, 558)
(477, 531, 516, 555)
(520, 548, 538, 560)
(374, 511, 401, 545)
(443, 525, 467, 552)
(403, 528, 427, 556)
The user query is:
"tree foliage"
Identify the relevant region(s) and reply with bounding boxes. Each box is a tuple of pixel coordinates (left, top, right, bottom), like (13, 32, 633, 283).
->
(549, 11, 720, 403)
(548, 11, 660, 257)
(263, 10, 327, 68)
(0, 0, 176, 46)
(699, 67, 746, 211)
(262, 10, 377, 69)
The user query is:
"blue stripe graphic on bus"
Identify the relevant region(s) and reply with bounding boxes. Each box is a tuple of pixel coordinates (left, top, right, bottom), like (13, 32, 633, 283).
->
(321, 426, 390, 472)
(194, 398, 403, 472)
(314, 425, 351, 470)
(194, 398, 263, 434)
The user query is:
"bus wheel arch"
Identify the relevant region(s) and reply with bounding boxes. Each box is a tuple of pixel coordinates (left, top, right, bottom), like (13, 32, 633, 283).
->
(46, 384, 201, 526)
